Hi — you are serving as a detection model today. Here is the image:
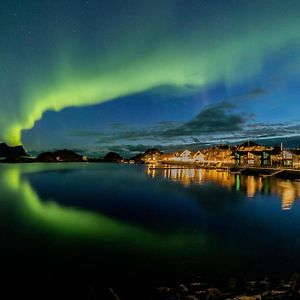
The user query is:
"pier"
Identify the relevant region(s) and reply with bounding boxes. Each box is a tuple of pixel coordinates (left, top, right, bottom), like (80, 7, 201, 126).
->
(230, 166, 300, 179)
(148, 164, 300, 179)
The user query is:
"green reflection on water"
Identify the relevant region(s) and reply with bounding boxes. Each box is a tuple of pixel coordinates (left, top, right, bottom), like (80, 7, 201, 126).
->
(236, 175, 241, 192)
(4, 163, 284, 278)
(0, 164, 209, 256)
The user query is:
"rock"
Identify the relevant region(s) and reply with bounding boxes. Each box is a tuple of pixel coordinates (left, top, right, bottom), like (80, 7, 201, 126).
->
(246, 281, 257, 288)
(290, 273, 300, 291)
(261, 290, 271, 297)
(0, 143, 28, 157)
(108, 288, 121, 300)
(177, 284, 189, 294)
(206, 288, 221, 299)
(174, 293, 184, 299)
(130, 153, 145, 164)
(228, 278, 237, 289)
(130, 148, 163, 164)
(228, 278, 246, 291)
(259, 280, 270, 290)
(154, 275, 300, 300)
(184, 295, 199, 300)
(278, 280, 291, 290)
(36, 149, 83, 162)
(245, 281, 259, 294)
(103, 152, 123, 162)
(194, 290, 207, 298)
(270, 290, 287, 296)
(157, 287, 172, 293)
(233, 296, 261, 300)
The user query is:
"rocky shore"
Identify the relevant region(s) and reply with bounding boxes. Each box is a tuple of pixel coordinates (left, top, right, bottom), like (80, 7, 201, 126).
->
(5, 275, 300, 300)
(57, 274, 300, 300)
(151, 274, 300, 300)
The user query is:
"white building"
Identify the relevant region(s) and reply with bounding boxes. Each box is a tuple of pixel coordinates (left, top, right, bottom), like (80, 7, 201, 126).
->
(180, 149, 193, 162)
(192, 150, 205, 163)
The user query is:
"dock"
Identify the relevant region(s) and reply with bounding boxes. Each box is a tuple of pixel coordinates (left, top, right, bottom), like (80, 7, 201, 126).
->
(262, 169, 285, 177)
(149, 166, 201, 170)
(147, 164, 300, 179)
(230, 166, 300, 179)
(231, 168, 248, 175)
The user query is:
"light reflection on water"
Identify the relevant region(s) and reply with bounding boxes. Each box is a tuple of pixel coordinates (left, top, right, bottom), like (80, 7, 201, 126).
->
(147, 165, 300, 210)
(1, 163, 300, 280)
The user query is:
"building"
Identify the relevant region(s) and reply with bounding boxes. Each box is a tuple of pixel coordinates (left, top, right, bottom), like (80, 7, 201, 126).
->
(235, 151, 262, 166)
(192, 150, 205, 163)
(291, 150, 300, 169)
(268, 148, 283, 167)
(282, 150, 294, 167)
(180, 149, 192, 162)
(235, 141, 275, 167)
(164, 149, 205, 164)
(203, 146, 235, 166)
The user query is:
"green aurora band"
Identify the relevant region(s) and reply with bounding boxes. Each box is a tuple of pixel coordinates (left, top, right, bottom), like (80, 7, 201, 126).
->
(2, 1, 300, 145)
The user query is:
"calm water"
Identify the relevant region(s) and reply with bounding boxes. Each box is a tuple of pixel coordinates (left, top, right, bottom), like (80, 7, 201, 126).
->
(0, 163, 300, 283)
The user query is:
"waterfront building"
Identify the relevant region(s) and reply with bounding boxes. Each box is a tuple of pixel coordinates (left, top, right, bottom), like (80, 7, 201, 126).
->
(192, 150, 205, 164)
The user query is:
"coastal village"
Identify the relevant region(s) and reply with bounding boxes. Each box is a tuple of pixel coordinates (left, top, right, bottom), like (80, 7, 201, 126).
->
(134, 141, 300, 169)
(1, 140, 300, 169)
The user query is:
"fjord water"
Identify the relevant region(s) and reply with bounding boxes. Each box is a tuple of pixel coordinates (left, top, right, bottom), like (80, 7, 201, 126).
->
(0, 163, 300, 283)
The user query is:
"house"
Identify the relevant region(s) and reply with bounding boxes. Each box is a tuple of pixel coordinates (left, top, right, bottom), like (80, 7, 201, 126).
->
(261, 150, 272, 166)
(235, 151, 262, 166)
(180, 149, 193, 162)
(281, 150, 300, 168)
(291, 150, 300, 169)
(167, 151, 183, 162)
(234, 141, 276, 167)
(192, 150, 205, 163)
(282, 150, 294, 167)
(166, 149, 200, 164)
(260, 147, 296, 167)
(268, 148, 283, 167)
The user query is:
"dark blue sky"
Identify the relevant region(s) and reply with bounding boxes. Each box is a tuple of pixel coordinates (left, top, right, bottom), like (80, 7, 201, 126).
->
(1, 0, 300, 155)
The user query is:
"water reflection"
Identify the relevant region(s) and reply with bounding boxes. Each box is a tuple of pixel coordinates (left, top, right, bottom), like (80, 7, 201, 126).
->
(1, 164, 205, 244)
(1, 163, 300, 278)
(147, 165, 300, 210)
(0, 163, 216, 278)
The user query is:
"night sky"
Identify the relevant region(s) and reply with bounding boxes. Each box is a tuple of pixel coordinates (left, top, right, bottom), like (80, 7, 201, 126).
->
(1, 0, 300, 156)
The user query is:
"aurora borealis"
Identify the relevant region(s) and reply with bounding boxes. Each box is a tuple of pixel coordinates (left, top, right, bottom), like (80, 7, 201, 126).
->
(2, 1, 300, 153)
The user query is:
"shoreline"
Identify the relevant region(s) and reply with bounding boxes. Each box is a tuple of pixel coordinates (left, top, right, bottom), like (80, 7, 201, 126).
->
(2, 157, 300, 180)
(151, 273, 300, 300)
(2, 273, 300, 300)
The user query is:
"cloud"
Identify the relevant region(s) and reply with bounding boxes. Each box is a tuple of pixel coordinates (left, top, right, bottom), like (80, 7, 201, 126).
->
(70, 102, 249, 144)
(68, 102, 300, 152)
(70, 121, 181, 143)
(255, 135, 300, 148)
(162, 102, 246, 137)
(244, 121, 300, 138)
